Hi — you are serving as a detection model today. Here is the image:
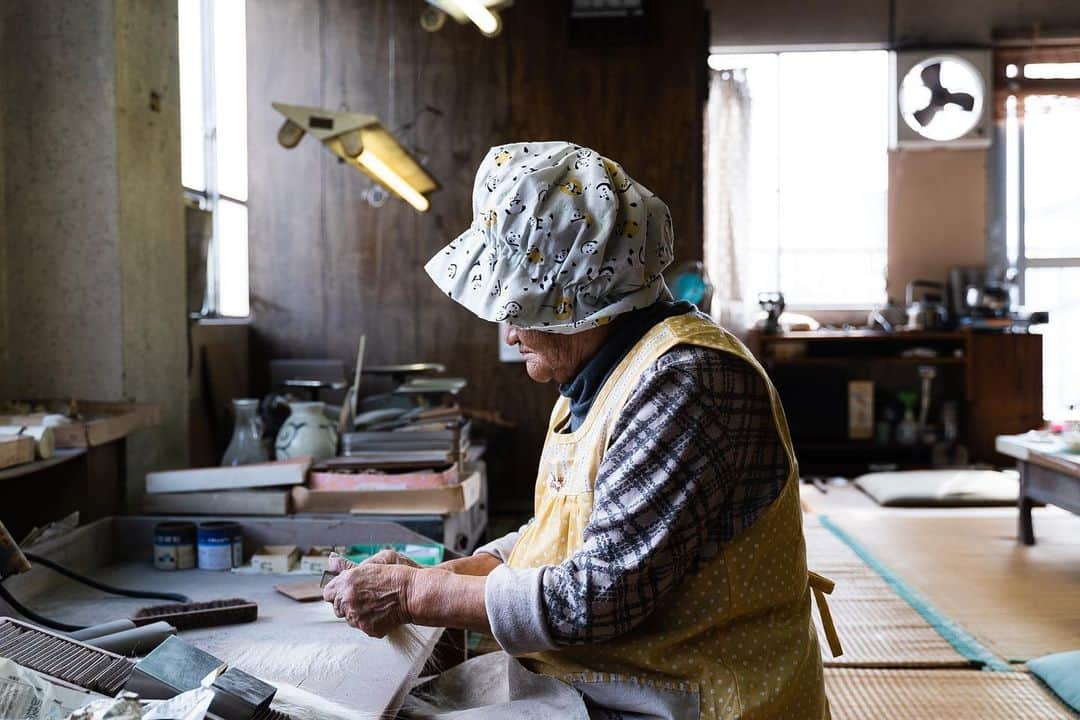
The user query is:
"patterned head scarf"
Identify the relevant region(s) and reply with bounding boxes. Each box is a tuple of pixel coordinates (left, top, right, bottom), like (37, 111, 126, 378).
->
(424, 141, 674, 333)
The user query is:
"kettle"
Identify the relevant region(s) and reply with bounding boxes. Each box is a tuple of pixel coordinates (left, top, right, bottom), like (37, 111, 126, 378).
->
(905, 279, 948, 330)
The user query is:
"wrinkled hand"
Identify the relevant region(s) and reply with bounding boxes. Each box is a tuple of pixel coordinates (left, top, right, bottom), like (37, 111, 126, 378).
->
(322, 561, 417, 637)
(330, 548, 421, 570)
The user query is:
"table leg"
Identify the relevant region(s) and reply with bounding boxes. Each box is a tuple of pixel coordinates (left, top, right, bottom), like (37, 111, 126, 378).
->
(1018, 461, 1036, 546)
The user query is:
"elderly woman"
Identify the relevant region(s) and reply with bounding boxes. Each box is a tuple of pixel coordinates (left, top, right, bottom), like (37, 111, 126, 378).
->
(323, 141, 836, 719)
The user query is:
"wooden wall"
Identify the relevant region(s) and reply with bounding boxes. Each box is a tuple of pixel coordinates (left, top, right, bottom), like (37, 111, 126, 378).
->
(247, 0, 708, 511)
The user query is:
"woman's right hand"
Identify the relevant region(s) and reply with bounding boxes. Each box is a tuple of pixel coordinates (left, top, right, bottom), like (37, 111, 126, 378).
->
(330, 549, 421, 571)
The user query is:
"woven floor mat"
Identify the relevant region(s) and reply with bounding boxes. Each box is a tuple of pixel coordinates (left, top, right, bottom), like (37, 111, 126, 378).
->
(815, 598, 972, 668)
(824, 668, 1077, 719)
(804, 518, 973, 668)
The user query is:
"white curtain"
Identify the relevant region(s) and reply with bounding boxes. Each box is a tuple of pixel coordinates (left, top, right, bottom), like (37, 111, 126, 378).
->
(704, 69, 752, 333)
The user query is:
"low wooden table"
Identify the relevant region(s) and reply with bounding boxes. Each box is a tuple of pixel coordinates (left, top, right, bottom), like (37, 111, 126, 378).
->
(996, 434, 1080, 545)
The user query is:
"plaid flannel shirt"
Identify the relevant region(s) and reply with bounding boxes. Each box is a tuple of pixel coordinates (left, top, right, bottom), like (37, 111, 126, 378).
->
(481, 345, 790, 652)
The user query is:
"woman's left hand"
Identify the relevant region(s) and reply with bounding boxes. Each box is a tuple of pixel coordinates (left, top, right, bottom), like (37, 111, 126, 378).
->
(322, 562, 417, 637)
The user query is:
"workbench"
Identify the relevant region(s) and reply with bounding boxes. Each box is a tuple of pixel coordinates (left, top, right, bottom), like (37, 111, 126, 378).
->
(0, 515, 444, 717)
(996, 434, 1080, 545)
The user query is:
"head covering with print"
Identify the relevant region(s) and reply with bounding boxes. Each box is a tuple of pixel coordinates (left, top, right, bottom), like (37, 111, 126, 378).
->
(424, 141, 675, 334)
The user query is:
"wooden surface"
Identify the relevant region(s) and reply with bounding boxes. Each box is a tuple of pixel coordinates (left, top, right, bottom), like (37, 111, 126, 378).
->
(965, 333, 1043, 466)
(27, 562, 440, 716)
(818, 498, 1080, 661)
(0, 434, 34, 469)
(996, 434, 1080, 480)
(4, 516, 447, 717)
(749, 330, 1043, 473)
(0, 443, 122, 541)
(246, 0, 708, 511)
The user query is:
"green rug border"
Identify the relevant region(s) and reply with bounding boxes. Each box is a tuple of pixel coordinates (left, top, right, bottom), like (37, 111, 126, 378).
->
(818, 514, 1012, 672)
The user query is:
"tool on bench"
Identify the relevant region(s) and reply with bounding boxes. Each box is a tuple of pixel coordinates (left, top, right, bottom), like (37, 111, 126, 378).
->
(0, 617, 136, 695)
(127, 635, 277, 720)
(0, 520, 256, 648)
(0, 619, 289, 720)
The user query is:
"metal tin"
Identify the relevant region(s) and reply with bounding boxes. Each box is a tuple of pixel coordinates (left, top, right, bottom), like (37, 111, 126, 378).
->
(197, 521, 239, 571)
(154, 521, 196, 571)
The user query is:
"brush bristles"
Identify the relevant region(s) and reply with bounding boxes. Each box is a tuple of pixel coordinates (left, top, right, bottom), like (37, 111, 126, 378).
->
(133, 598, 258, 630)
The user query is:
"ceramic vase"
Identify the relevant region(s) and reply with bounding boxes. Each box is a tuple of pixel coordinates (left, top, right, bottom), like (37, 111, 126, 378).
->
(222, 398, 269, 466)
(274, 401, 337, 461)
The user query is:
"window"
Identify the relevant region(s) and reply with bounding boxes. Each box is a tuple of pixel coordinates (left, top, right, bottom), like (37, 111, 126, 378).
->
(179, 0, 249, 317)
(707, 51, 889, 308)
(1002, 62, 1080, 419)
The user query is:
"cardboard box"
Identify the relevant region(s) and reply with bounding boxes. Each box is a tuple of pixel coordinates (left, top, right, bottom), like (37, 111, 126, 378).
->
(291, 470, 481, 515)
(249, 545, 300, 573)
(299, 547, 342, 574)
(0, 400, 160, 448)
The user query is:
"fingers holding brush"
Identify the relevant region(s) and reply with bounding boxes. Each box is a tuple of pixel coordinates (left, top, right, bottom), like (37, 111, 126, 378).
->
(321, 562, 417, 638)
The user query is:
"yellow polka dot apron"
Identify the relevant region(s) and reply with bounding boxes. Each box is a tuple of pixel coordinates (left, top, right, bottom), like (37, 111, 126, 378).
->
(506, 314, 837, 719)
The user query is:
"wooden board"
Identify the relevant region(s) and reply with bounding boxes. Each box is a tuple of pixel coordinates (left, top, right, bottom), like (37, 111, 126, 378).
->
(0, 435, 34, 470)
(274, 578, 324, 602)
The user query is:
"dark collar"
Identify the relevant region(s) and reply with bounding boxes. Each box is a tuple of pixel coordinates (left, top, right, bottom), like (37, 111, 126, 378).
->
(558, 300, 694, 431)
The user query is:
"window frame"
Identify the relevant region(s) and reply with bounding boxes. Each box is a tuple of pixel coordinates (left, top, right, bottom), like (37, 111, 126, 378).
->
(706, 48, 891, 312)
(180, 0, 249, 318)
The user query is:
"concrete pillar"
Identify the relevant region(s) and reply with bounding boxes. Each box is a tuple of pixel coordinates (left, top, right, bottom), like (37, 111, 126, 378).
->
(0, 0, 188, 503)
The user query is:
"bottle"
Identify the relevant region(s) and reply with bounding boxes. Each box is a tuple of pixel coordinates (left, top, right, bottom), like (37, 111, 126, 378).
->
(222, 398, 269, 466)
(896, 391, 918, 446)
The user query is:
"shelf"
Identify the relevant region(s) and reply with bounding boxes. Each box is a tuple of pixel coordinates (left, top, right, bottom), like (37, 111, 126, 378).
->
(768, 356, 966, 367)
(794, 442, 930, 454)
(759, 330, 968, 343)
(0, 448, 85, 481)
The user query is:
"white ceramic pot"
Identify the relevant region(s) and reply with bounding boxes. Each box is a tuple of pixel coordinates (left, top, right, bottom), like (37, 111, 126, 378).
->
(274, 401, 337, 461)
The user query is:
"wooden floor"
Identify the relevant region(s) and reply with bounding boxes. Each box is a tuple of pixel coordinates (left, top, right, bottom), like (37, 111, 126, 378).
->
(801, 482, 1080, 662)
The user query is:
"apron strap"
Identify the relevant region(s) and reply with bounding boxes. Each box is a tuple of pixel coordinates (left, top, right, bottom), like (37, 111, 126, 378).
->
(808, 570, 843, 658)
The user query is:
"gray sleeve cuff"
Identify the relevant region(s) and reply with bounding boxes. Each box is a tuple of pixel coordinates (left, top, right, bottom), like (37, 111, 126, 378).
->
(472, 531, 520, 563)
(484, 564, 557, 656)
(472, 520, 531, 563)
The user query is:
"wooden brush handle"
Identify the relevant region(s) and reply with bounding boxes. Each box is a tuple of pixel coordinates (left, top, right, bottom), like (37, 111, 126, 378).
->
(0, 521, 31, 579)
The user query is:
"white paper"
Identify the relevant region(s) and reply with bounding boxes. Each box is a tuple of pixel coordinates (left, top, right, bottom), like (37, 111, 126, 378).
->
(0, 658, 98, 720)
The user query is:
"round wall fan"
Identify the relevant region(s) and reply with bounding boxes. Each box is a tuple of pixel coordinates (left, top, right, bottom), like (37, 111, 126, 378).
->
(891, 49, 991, 149)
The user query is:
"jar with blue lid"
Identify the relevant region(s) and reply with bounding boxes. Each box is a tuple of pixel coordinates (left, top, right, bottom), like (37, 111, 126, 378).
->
(197, 521, 240, 570)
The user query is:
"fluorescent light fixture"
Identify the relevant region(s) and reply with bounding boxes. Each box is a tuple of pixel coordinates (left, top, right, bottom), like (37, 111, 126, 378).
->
(356, 150, 430, 212)
(425, 0, 510, 37)
(271, 102, 438, 212)
(453, 0, 499, 35)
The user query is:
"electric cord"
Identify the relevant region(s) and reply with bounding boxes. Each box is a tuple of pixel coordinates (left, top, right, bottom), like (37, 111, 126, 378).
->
(0, 553, 190, 632)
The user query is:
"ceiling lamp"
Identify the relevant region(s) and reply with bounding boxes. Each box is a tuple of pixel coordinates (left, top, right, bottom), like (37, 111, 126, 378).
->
(421, 0, 512, 37)
(272, 102, 439, 212)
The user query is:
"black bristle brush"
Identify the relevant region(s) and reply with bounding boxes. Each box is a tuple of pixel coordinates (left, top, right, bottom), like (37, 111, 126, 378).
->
(133, 598, 258, 630)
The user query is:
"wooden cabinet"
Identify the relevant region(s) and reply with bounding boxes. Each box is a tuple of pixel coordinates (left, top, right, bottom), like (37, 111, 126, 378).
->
(748, 330, 1043, 476)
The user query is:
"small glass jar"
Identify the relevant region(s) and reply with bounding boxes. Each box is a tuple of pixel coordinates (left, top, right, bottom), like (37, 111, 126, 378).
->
(222, 398, 269, 466)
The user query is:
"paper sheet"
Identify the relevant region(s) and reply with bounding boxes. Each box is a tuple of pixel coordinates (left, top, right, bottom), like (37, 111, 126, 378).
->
(0, 658, 99, 720)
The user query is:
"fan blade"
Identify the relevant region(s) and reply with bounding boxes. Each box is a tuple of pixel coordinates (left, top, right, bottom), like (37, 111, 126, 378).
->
(920, 62, 943, 92)
(945, 91, 975, 112)
(913, 103, 938, 127)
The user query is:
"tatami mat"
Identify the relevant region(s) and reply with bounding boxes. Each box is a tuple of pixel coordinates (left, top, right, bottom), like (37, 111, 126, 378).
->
(824, 668, 1077, 720)
(804, 516, 974, 668)
(821, 506, 1080, 661)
